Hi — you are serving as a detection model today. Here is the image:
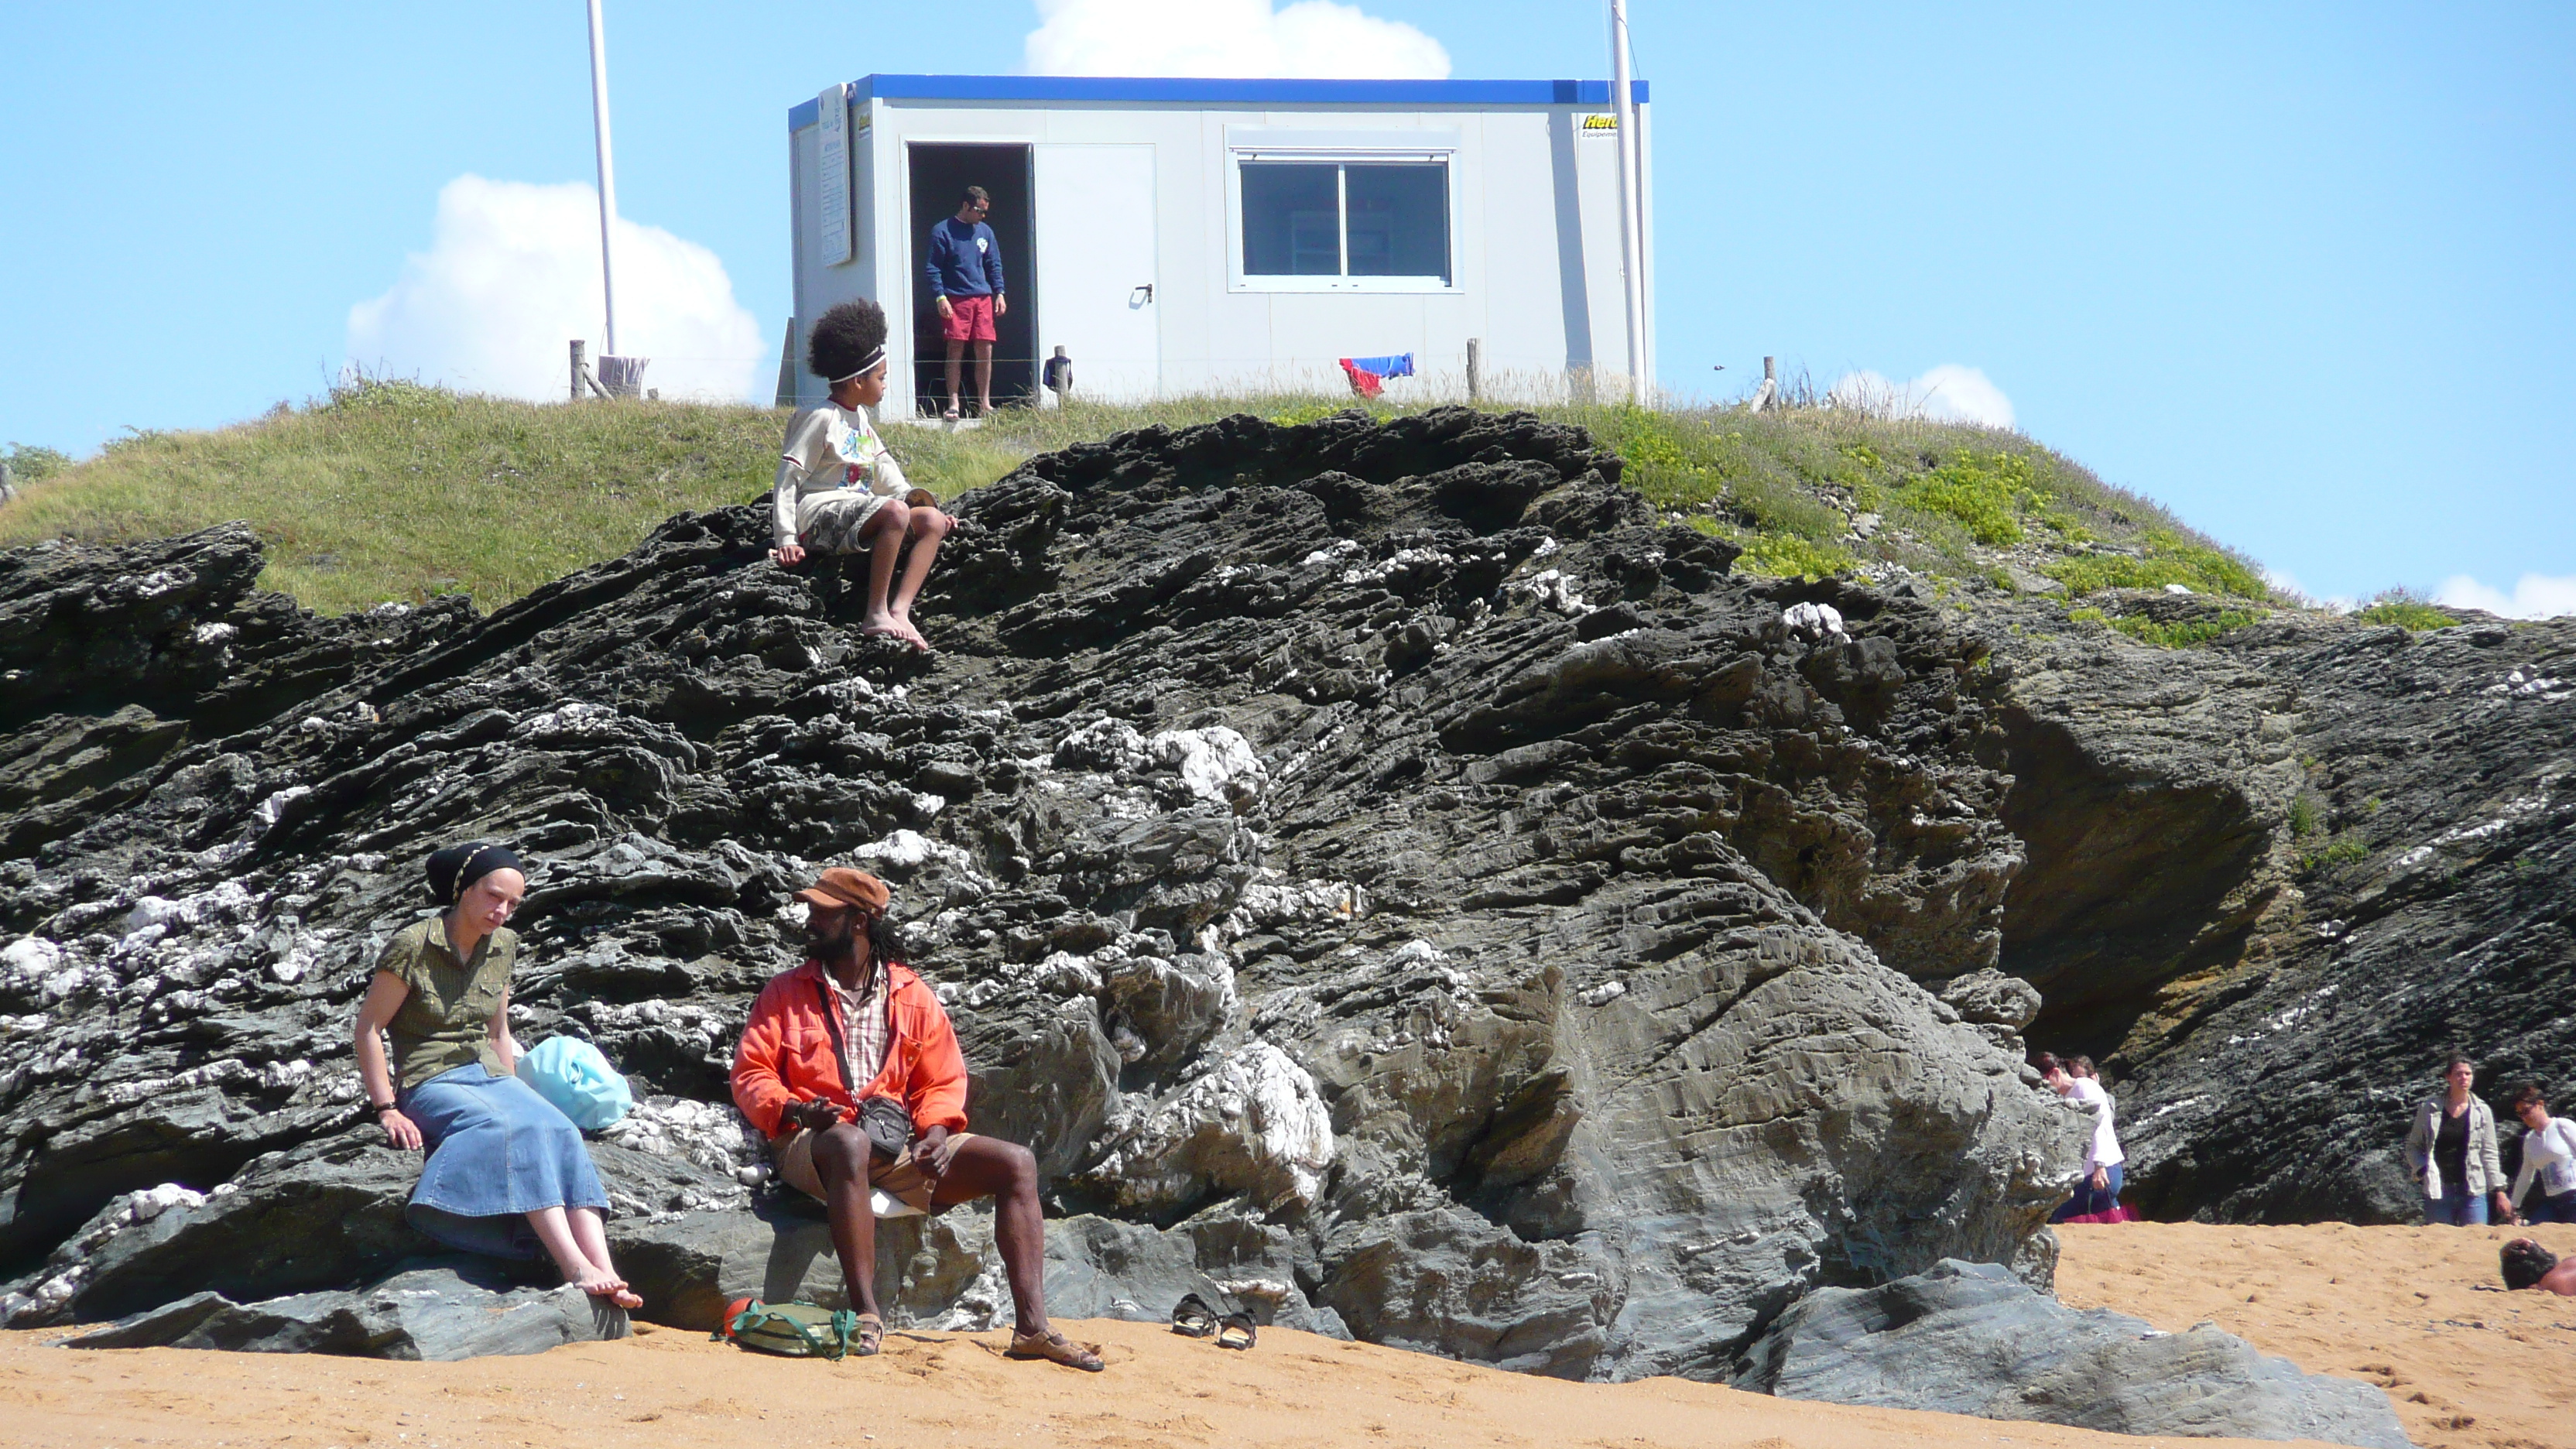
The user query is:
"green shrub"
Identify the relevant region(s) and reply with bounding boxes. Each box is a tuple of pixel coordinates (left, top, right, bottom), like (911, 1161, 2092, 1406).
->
(1893, 450, 2048, 545)
(2042, 530, 2266, 600)
(1711, 523, 1856, 581)
(2352, 588, 2454, 632)
(2299, 836, 2372, 872)
(2105, 609, 2262, 648)
(2288, 791, 2321, 838)
(2, 442, 74, 481)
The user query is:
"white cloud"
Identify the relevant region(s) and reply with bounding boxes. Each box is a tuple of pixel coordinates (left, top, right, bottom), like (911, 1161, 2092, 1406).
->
(1025, 0, 1451, 79)
(346, 176, 766, 403)
(2433, 573, 2576, 619)
(1828, 365, 2016, 428)
(2263, 567, 2366, 612)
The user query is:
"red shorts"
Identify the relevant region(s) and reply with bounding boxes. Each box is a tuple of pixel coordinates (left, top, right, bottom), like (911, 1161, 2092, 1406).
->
(940, 293, 997, 343)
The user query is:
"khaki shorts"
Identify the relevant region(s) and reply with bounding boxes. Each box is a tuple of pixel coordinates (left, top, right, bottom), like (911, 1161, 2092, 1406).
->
(773, 1126, 971, 1214)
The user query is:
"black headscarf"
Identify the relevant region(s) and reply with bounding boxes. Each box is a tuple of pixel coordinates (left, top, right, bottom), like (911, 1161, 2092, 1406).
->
(425, 842, 525, 906)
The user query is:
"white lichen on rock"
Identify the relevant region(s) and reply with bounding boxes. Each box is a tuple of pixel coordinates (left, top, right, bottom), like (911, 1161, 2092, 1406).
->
(1081, 1042, 1334, 1214)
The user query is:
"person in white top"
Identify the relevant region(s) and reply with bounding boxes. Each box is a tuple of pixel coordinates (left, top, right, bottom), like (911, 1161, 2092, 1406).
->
(771, 300, 953, 652)
(2505, 1083, 2576, 1225)
(2039, 1052, 2126, 1221)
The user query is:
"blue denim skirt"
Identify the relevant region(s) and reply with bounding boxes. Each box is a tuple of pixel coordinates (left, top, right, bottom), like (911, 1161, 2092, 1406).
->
(399, 1064, 608, 1259)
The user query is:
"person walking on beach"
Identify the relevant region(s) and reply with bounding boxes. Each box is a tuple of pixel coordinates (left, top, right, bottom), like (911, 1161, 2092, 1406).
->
(2039, 1053, 2126, 1221)
(2504, 1083, 2576, 1225)
(2406, 1054, 2511, 1225)
(354, 844, 640, 1308)
(926, 185, 1006, 419)
(730, 867, 1101, 1371)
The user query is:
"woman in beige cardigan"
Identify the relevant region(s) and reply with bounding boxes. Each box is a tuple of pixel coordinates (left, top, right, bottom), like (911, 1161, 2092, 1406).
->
(2405, 1055, 2510, 1225)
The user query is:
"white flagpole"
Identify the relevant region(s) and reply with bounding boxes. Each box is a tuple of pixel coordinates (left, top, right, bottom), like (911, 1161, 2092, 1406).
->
(586, 0, 620, 358)
(1609, 0, 1647, 404)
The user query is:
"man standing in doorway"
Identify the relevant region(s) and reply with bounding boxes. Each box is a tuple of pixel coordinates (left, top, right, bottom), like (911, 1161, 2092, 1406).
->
(927, 186, 1006, 419)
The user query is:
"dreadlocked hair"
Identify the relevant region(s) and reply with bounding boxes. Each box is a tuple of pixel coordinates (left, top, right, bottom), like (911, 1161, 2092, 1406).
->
(806, 300, 889, 381)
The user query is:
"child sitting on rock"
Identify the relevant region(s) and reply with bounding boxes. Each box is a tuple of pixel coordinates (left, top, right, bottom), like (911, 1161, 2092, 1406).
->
(770, 300, 951, 651)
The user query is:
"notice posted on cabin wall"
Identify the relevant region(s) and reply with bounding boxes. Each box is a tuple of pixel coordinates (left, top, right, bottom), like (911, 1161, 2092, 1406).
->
(819, 83, 852, 266)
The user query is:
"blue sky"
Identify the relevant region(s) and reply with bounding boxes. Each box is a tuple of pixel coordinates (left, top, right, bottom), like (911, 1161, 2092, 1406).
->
(2, 2, 2568, 610)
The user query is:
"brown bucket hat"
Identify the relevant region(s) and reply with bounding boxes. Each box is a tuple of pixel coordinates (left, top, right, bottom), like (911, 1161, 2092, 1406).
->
(795, 866, 890, 916)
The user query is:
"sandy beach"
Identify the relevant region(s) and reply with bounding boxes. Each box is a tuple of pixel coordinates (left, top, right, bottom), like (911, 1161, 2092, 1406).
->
(3, 1221, 2567, 1449)
(2054, 1221, 2576, 1449)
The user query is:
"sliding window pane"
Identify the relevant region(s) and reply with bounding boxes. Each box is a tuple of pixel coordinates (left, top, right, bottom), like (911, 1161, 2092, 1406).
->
(1241, 163, 1341, 276)
(1344, 163, 1449, 281)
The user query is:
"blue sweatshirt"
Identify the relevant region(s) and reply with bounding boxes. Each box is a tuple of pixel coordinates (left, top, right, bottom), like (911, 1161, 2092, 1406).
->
(925, 218, 1004, 297)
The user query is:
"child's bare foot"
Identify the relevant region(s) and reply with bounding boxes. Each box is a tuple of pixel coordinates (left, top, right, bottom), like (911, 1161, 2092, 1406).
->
(886, 615, 932, 652)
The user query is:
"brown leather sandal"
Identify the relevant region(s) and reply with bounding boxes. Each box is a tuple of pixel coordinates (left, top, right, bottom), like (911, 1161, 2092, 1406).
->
(1007, 1327, 1105, 1372)
(854, 1312, 884, 1357)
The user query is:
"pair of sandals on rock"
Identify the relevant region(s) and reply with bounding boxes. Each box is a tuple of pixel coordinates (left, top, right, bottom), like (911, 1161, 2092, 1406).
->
(1170, 1292, 1257, 1351)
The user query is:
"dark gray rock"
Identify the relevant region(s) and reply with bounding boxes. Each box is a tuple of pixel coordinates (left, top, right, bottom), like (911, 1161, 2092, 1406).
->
(1987, 602, 2576, 1223)
(64, 1262, 626, 1359)
(1738, 1259, 2412, 1447)
(608, 1198, 1341, 1338)
(0, 1129, 748, 1328)
(0, 409, 2084, 1379)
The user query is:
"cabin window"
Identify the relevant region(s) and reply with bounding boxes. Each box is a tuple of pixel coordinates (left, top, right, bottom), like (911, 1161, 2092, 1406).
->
(1237, 157, 1451, 287)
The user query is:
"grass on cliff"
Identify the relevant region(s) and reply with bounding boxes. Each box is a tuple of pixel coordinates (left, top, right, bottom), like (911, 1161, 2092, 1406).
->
(1582, 405, 2264, 594)
(2, 377, 2267, 615)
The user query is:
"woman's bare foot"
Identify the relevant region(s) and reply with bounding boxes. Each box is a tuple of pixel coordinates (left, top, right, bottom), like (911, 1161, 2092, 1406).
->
(567, 1264, 642, 1308)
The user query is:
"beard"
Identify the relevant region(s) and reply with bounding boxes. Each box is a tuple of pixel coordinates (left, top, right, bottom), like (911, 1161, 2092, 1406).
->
(807, 911, 861, 963)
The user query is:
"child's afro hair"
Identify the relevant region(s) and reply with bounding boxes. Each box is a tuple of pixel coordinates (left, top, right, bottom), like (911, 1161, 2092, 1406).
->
(807, 300, 889, 382)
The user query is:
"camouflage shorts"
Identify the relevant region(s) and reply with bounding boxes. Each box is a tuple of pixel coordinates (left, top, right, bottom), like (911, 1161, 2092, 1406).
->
(800, 494, 892, 554)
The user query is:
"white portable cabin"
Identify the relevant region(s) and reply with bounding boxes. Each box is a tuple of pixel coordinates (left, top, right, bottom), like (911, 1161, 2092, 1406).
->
(784, 75, 1653, 414)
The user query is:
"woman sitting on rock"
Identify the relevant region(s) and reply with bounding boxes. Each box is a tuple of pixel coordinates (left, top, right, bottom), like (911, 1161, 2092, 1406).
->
(353, 844, 639, 1308)
(2405, 1054, 2510, 1226)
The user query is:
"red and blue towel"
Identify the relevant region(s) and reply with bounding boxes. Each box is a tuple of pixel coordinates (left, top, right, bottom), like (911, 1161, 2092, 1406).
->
(1338, 353, 1415, 399)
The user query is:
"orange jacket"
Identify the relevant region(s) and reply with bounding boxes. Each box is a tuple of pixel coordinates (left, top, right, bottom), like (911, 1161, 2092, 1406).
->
(730, 959, 970, 1140)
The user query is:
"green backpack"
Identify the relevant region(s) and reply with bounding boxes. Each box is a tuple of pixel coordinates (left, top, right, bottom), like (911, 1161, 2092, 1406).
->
(715, 1299, 865, 1360)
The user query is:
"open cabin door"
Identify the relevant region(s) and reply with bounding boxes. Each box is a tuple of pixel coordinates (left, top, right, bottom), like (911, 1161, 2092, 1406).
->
(1034, 144, 1159, 402)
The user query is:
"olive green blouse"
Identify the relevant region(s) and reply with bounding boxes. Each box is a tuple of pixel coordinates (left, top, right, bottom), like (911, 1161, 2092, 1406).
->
(375, 915, 518, 1089)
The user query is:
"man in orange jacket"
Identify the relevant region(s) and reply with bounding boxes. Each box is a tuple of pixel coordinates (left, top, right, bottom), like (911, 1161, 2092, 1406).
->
(731, 867, 1101, 1370)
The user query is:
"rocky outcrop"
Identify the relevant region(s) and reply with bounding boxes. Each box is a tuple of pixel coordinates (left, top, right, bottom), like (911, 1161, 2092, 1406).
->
(65, 1262, 627, 1360)
(0, 408, 2084, 1375)
(1986, 596, 2576, 1222)
(1737, 1259, 2412, 1447)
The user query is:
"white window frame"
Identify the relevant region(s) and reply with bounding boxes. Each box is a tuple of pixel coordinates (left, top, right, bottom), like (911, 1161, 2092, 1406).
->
(1227, 144, 1460, 294)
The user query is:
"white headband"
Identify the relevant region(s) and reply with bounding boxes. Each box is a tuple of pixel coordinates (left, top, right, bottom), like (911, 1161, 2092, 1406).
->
(828, 347, 887, 385)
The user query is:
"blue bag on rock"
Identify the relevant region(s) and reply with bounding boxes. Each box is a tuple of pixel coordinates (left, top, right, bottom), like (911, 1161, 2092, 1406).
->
(513, 1036, 633, 1129)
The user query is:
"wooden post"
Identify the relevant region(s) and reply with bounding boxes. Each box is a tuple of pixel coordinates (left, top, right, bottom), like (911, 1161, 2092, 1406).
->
(1467, 338, 1482, 402)
(1045, 345, 1073, 406)
(570, 340, 587, 402)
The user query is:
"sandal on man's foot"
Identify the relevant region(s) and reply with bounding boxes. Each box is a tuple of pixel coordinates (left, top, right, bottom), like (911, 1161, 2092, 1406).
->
(1215, 1312, 1255, 1351)
(854, 1312, 884, 1357)
(1170, 1293, 1219, 1338)
(1007, 1328, 1105, 1372)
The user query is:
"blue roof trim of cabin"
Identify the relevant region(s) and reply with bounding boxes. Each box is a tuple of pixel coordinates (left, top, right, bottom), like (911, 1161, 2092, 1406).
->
(787, 75, 1647, 130)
